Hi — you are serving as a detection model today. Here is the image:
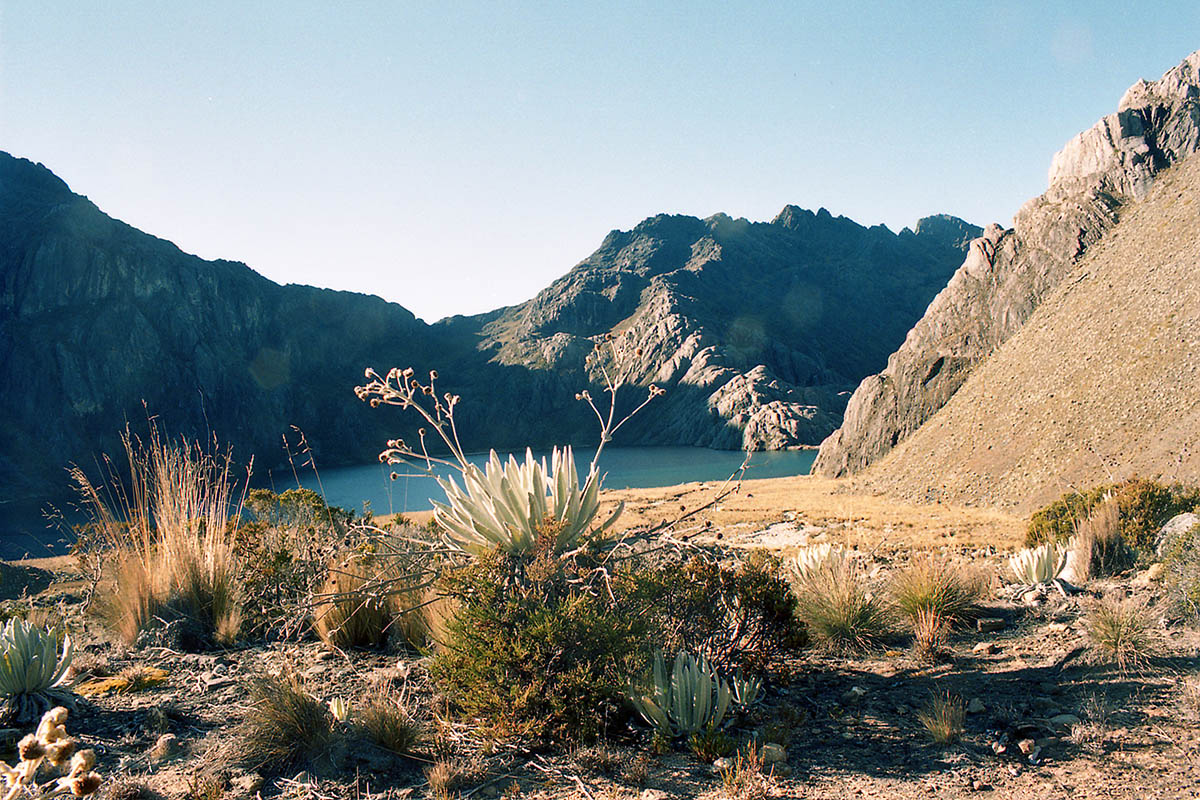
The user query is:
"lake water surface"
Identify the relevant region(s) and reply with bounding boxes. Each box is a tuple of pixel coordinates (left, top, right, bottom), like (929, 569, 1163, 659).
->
(0, 447, 815, 558)
(269, 446, 816, 517)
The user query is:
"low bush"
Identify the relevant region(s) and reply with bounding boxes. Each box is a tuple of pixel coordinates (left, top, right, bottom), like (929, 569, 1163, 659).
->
(1026, 478, 1200, 552)
(888, 555, 984, 627)
(1163, 521, 1200, 619)
(632, 551, 800, 672)
(791, 556, 889, 653)
(428, 528, 648, 745)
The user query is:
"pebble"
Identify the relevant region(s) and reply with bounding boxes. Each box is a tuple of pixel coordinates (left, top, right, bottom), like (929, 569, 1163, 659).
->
(966, 698, 986, 714)
(1017, 738, 1036, 755)
(712, 757, 734, 771)
(1046, 622, 1070, 633)
(1050, 713, 1082, 728)
(232, 774, 263, 794)
(977, 618, 1006, 633)
(972, 641, 998, 654)
(761, 743, 787, 764)
(972, 780, 992, 791)
(148, 733, 181, 762)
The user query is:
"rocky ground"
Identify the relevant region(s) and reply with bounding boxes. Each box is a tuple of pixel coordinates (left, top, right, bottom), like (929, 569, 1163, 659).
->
(3, 477, 1199, 800)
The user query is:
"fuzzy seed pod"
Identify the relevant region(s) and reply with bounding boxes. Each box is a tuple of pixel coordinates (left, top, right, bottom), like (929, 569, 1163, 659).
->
(70, 773, 102, 797)
(45, 738, 76, 767)
(18, 735, 44, 761)
(69, 750, 96, 776)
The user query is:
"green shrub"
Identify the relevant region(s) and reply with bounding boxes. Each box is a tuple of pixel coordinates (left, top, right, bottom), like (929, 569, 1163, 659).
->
(428, 538, 648, 745)
(1164, 521, 1200, 619)
(631, 551, 801, 672)
(1026, 479, 1200, 552)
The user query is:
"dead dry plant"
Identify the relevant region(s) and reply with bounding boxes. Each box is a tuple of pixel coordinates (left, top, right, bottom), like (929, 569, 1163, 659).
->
(888, 554, 985, 627)
(911, 607, 949, 663)
(791, 556, 889, 653)
(917, 691, 965, 745)
(1086, 594, 1155, 673)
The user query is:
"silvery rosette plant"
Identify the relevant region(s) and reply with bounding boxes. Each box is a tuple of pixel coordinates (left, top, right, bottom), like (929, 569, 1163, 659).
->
(433, 446, 623, 557)
(630, 650, 732, 737)
(0, 619, 75, 724)
(1008, 542, 1072, 597)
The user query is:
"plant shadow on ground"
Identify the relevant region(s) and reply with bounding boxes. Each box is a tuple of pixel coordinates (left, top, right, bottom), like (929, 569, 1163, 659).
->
(776, 646, 1198, 783)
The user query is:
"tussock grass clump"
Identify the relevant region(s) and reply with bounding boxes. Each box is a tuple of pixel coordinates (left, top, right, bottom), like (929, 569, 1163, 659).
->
(888, 555, 985, 627)
(791, 557, 889, 653)
(352, 685, 423, 757)
(911, 607, 948, 663)
(312, 555, 395, 649)
(236, 673, 336, 775)
(1069, 499, 1134, 581)
(1086, 595, 1154, 673)
(717, 744, 771, 800)
(72, 428, 244, 650)
(917, 692, 965, 745)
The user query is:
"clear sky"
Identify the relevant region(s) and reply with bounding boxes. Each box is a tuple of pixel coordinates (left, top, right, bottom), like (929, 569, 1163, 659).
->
(1, 3, 1197, 322)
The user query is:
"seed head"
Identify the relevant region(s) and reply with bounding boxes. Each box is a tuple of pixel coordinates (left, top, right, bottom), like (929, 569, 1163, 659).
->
(70, 773, 102, 797)
(69, 750, 96, 776)
(45, 738, 76, 766)
(18, 734, 44, 761)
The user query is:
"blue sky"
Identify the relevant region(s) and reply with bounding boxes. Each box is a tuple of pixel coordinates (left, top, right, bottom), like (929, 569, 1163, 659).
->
(1, 3, 1197, 321)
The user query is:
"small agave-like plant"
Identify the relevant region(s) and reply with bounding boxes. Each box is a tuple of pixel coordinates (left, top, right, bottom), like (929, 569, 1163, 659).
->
(630, 650, 732, 737)
(0, 619, 74, 724)
(433, 447, 624, 556)
(1008, 542, 1073, 597)
(730, 670, 763, 709)
(786, 543, 847, 580)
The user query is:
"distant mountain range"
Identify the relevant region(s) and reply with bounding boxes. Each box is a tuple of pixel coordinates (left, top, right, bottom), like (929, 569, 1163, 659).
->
(0, 153, 975, 500)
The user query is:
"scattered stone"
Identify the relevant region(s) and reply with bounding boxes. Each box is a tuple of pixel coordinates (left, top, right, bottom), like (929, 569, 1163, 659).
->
(773, 764, 793, 778)
(972, 641, 998, 654)
(972, 780, 992, 791)
(1157, 513, 1200, 558)
(1133, 563, 1165, 586)
(202, 673, 236, 691)
(640, 791, 669, 800)
(977, 618, 1006, 633)
(1050, 714, 1082, 728)
(315, 649, 338, 662)
(148, 733, 181, 762)
(842, 686, 867, 704)
(966, 698, 986, 714)
(761, 743, 786, 764)
(712, 757, 734, 772)
(1016, 738, 1036, 755)
(1046, 622, 1070, 633)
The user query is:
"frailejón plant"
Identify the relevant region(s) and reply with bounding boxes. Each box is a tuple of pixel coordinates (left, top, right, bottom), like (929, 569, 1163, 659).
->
(730, 670, 763, 708)
(630, 650, 732, 737)
(1009, 542, 1072, 597)
(433, 447, 623, 556)
(785, 543, 846, 580)
(0, 620, 74, 723)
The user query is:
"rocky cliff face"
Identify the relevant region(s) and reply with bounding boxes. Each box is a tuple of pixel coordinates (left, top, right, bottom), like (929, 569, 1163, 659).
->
(469, 209, 978, 451)
(814, 50, 1200, 478)
(0, 154, 454, 497)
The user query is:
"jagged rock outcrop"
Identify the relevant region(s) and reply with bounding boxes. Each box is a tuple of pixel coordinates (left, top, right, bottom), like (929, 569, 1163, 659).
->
(471, 209, 979, 451)
(814, 50, 1200, 478)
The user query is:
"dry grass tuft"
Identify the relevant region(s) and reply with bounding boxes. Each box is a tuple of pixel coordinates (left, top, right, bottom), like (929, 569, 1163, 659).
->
(1070, 499, 1134, 582)
(352, 684, 423, 757)
(888, 555, 985, 626)
(236, 672, 336, 775)
(1086, 594, 1154, 673)
(312, 555, 394, 649)
(917, 691, 965, 745)
(791, 556, 889, 653)
(717, 744, 771, 800)
(73, 427, 244, 649)
(911, 607, 949, 663)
